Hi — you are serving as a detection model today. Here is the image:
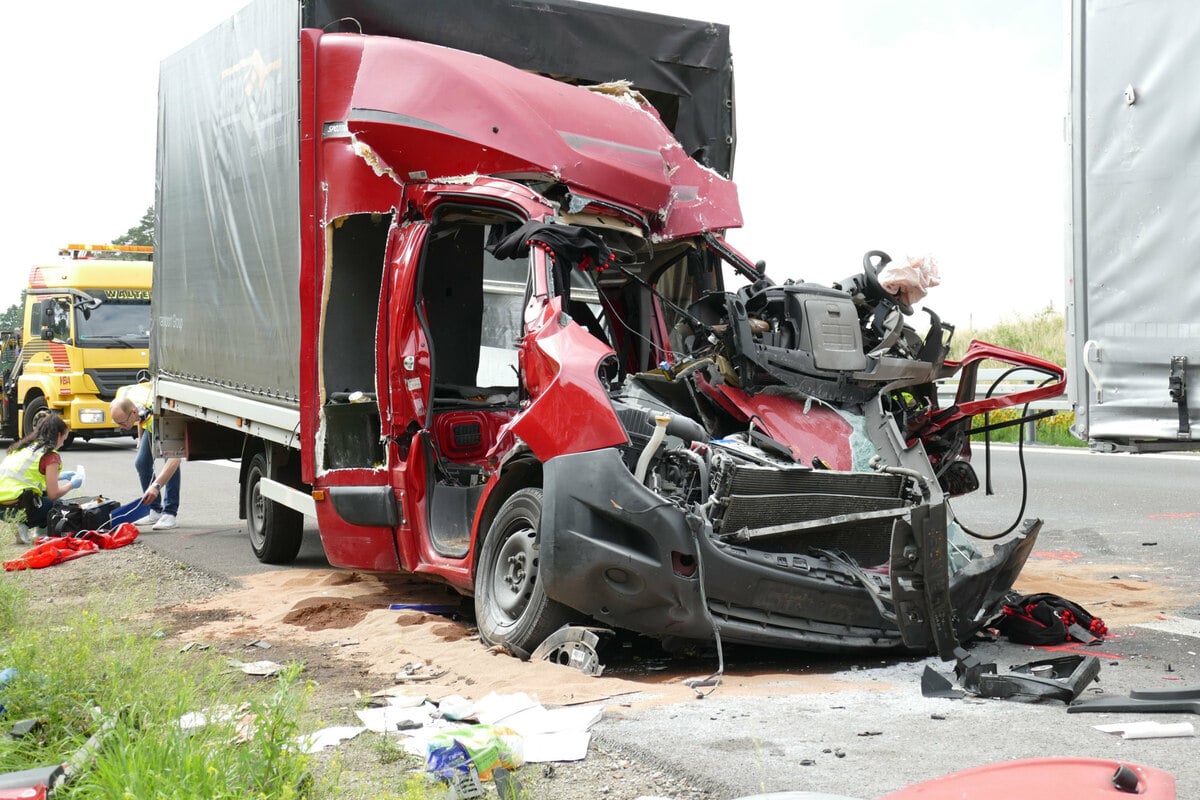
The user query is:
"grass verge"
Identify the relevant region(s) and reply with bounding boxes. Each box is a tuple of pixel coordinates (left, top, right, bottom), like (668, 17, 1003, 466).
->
(0, 565, 316, 798)
(969, 409, 1085, 447)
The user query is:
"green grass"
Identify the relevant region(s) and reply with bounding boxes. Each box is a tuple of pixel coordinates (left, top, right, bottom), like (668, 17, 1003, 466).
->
(947, 308, 1086, 447)
(0, 536, 539, 800)
(949, 305, 1066, 365)
(0, 567, 314, 799)
(968, 409, 1086, 447)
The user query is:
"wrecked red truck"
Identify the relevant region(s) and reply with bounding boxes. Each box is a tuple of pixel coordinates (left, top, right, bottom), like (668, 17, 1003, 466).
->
(151, 0, 1065, 660)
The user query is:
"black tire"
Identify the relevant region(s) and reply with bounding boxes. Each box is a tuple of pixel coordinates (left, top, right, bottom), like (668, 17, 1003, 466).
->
(245, 452, 304, 564)
(474, 487, 578, 654)
(22, 396, 49, 439)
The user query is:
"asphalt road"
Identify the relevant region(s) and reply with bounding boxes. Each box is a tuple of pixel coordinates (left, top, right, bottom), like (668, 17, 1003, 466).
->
(64, 436, 328, 576)
(60, 439, 1200, 798)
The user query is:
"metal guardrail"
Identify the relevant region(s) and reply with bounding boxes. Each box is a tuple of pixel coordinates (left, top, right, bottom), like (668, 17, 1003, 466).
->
(936, 368, 1071, 443)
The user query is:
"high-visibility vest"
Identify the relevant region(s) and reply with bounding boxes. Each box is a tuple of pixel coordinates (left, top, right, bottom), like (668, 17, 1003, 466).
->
(0, 445, 49, 503)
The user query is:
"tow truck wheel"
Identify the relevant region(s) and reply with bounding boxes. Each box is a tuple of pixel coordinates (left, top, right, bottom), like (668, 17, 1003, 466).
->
(475, 487, 577, 655)
(245, 452, 304, 564)
(21, 397, 49, 439)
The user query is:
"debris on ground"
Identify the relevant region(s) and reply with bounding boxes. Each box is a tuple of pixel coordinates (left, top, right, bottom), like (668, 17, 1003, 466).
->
(1093, 721, 1195, 740)
(312, 688, 605, 792)
(1069, 686, 1200, 715)
(921, 647, 1101, 704)
(226, 659, 287, 677)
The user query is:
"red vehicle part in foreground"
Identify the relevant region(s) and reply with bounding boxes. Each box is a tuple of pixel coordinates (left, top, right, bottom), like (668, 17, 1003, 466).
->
(880, 757, 1175, 799)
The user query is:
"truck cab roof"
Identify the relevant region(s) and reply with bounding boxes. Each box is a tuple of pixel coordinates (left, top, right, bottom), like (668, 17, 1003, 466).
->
(27, 260, 152, 292)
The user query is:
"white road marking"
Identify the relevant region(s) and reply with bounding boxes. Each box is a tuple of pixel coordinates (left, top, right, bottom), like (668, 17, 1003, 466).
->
(1136, 616, 1200, 639)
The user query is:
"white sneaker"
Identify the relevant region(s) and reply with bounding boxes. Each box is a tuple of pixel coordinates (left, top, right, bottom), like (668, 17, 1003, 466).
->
(137, 510, 161, 527)
(151, 513, 177, 531)
(15, 523, 31, 545)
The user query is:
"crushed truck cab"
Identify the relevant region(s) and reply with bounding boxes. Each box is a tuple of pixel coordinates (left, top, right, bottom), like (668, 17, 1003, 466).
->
(153, 0, 1064, 659)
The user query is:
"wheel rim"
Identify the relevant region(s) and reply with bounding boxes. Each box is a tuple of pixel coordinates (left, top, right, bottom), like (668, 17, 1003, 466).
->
(491, 523, 538, 622)
(24, 401, 48, 438)
(248, 469, 266, 550)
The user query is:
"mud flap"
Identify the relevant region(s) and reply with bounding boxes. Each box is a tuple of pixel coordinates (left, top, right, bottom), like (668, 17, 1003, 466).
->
(890, 502, 957, 660)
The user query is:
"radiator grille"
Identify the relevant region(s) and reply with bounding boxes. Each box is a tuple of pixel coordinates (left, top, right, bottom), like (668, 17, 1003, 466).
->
(85, 368, 145, 400)
(714, 463, 907, 565)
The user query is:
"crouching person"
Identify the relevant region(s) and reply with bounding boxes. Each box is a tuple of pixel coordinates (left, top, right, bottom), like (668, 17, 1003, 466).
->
(0, 414, 80, 544)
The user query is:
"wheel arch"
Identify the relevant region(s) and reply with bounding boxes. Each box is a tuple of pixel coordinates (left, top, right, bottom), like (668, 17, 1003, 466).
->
(237, 437, 304, 519)
(237, 437, 265, 520)
(474, 455, 542, 563)
(20, 391, 50, 439)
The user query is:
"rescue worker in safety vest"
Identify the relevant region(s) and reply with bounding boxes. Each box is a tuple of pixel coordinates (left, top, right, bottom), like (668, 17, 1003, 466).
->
(0, 413, 81, 543)
(110, 382, 181, 531)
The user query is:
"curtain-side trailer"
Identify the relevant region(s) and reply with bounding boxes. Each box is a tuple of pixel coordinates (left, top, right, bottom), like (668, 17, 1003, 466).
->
(1067, 0, 1200, 451)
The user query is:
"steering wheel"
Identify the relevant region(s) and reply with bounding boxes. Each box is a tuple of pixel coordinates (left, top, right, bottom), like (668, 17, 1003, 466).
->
(861, 250, 912, 315)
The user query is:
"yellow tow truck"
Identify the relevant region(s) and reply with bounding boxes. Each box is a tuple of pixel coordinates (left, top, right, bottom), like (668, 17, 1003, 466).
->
(2, 244, 152, 443)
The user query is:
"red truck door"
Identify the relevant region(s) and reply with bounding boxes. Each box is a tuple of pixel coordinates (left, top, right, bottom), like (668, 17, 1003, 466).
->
(376, 181, 551, 591)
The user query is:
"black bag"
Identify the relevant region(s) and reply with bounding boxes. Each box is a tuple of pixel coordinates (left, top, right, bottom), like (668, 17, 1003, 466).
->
(994, 591, 1109, 645)
(46, 497, 121, 538)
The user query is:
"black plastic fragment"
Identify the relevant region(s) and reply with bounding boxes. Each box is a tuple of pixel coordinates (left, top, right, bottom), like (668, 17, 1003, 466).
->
(1069, 685, 1200, 714)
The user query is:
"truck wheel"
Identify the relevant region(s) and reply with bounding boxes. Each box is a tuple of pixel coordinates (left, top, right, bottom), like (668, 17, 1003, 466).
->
(475, 487, 577, 655)
(22, 397, 49, 439)
(245, 452, 304, 564)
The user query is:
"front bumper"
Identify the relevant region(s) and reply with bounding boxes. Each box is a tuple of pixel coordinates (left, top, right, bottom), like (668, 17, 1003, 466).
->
(541, 448, 1039, 654)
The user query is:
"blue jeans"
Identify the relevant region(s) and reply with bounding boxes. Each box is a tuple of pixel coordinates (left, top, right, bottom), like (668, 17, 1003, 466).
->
(16, 490, 51, 528)
(135, 431, 180, 515)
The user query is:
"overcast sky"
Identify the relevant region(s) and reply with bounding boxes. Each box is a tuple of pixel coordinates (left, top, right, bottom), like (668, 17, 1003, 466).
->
(1, 1, 1065, 329)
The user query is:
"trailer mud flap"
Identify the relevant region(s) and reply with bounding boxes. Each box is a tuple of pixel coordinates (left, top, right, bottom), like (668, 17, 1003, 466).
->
(890, 502, 956, 659)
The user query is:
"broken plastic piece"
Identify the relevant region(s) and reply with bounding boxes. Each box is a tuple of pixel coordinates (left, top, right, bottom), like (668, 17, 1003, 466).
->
(530, 626, 606, 676)
(921, 666, 965, 699)
(975, 655, 1101, 703)
(949, 650, 1100, 702)
(952, 647, 995, 690)
(1069, 686, 1200, 715)
(8, 719, 40, 739)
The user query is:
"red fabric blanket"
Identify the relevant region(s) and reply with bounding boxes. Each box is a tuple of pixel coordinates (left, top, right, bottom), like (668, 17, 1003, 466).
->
(4, 523, 140, 572)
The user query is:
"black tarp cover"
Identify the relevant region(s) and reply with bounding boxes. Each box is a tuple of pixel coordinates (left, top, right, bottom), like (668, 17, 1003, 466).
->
(304, 0, 736, 176)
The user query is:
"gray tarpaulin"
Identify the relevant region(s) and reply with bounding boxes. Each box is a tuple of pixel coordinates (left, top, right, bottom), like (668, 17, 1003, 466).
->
(155, 0, 300, 404)
(1069, 0, 1200, 446)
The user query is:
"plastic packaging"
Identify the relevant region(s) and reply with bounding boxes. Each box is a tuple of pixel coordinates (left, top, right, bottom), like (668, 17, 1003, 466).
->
(426, 724, 523, 781)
